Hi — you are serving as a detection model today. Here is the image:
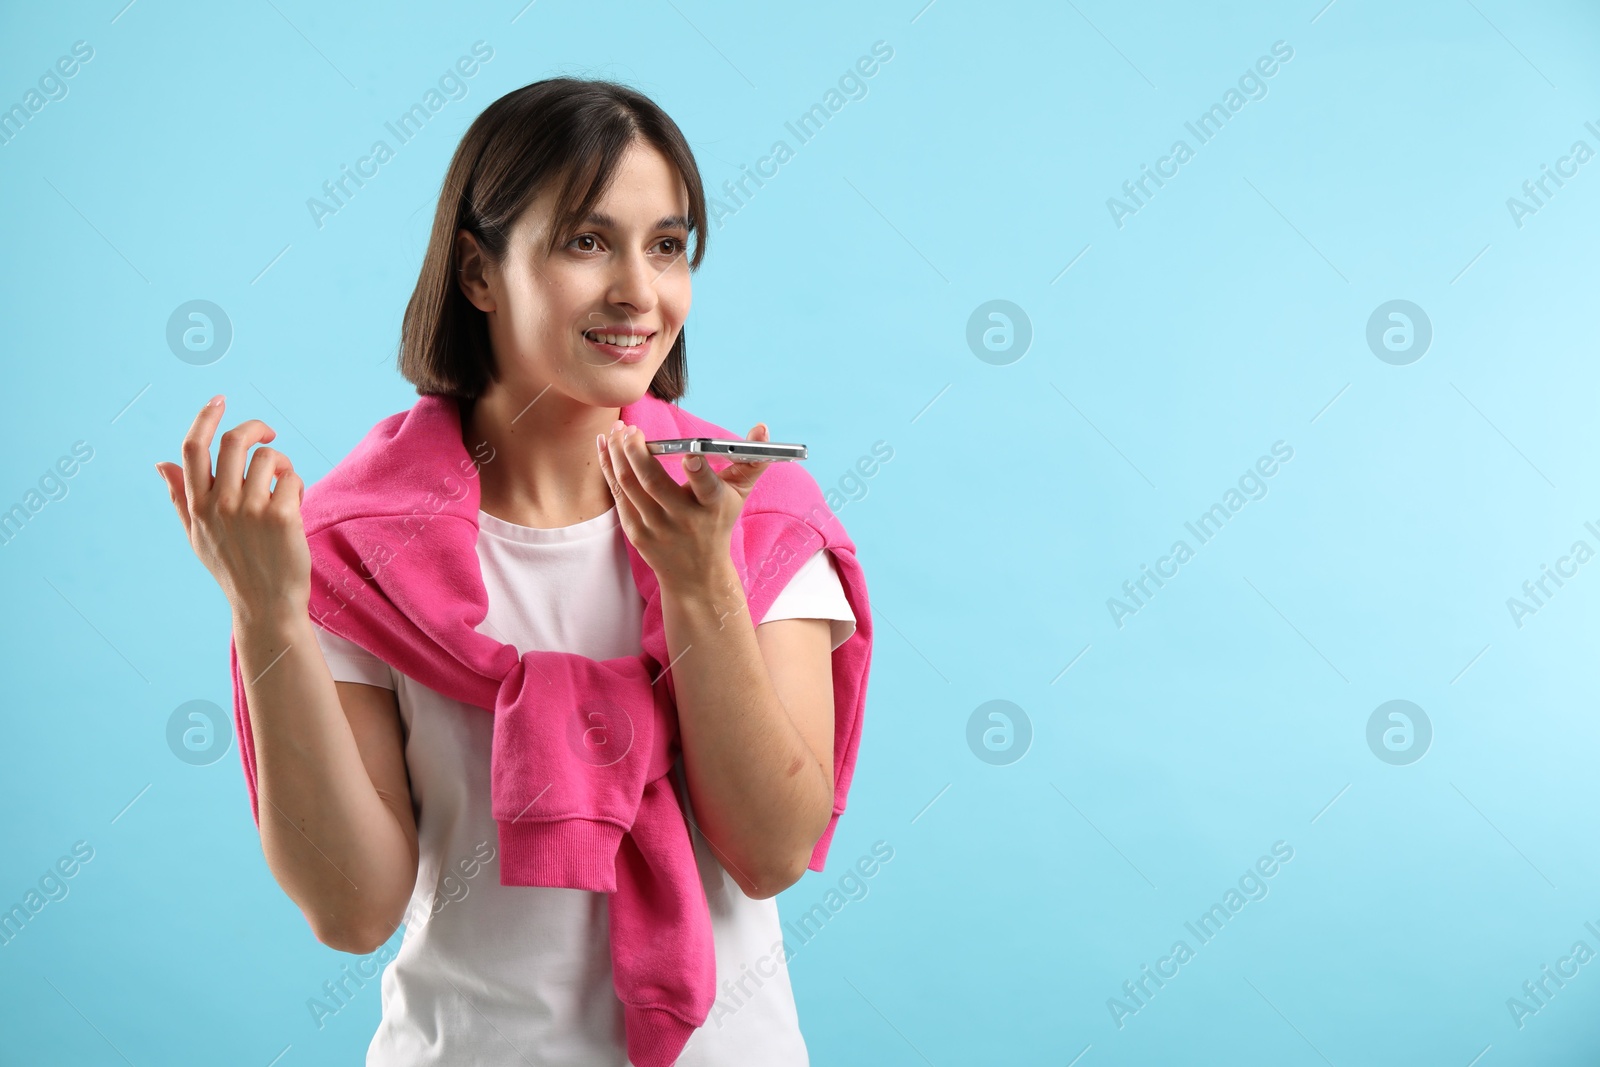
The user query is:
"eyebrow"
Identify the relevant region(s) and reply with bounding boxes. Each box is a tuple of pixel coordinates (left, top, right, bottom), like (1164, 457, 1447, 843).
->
(581, 211, 691, 232)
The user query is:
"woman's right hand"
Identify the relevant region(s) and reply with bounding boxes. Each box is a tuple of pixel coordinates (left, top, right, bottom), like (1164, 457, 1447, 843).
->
(154, 395, 312, 622)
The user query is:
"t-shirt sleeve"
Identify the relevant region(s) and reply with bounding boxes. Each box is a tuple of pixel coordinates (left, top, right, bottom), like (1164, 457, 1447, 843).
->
(312, 623, 397, 691)
(757, 548, 857, 651)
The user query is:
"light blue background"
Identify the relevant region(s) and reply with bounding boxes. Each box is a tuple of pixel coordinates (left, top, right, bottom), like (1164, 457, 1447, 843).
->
(2, 0, 1598, 1063)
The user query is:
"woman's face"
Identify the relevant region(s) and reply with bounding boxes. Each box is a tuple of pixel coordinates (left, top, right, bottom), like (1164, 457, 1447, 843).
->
(459, 139, 692, 408)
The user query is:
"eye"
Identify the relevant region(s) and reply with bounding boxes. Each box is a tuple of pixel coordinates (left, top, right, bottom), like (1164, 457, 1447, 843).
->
(568, 234, 600, 252)
(656, 237, 686, 256)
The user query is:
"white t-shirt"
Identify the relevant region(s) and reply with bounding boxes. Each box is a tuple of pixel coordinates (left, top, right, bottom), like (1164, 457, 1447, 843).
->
(312, 503, 856, 1066)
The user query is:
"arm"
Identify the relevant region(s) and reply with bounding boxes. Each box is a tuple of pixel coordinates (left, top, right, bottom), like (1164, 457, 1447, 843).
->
(595, 419, 836, 899)
(659, 560, 835, 899)
(158, 395, 417, 956)
(234, 607, 420, 953)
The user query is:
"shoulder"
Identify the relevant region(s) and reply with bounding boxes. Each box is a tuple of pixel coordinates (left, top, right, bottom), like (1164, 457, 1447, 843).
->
(301, 395, 475, 533)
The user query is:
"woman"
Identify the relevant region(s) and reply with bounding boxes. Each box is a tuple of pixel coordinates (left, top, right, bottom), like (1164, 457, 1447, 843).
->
(154, 78, 869, 1065)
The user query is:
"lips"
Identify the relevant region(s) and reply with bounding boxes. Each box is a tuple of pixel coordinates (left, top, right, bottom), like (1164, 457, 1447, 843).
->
(582, 329, 654, 364)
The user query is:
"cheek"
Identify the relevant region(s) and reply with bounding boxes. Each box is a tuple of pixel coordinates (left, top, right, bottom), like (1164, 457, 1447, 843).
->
(509, 273, 569, 336)
(506, 299, 550, 345)
(662, 276, 691, 325)
(512, 259, 576, 316)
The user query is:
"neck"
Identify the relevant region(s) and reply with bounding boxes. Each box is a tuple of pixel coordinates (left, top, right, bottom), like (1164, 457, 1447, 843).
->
(462, 383, 623, 530)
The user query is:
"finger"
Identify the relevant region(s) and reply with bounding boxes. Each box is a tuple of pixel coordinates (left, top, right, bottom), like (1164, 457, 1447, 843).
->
(179, 395, 226, 511)
(718, 424, 772, 490)
(243, 446, 293, 509)
(155, 462, 192, 538)
(597, 431, 648, 532)
(723, 457, 771, 495)
(608, 424, 668, 526)
(619, 424, 680, 512)
(214, 420, 279, 508)
(725, 423, 770, 473)
(270, 467, 306, 519)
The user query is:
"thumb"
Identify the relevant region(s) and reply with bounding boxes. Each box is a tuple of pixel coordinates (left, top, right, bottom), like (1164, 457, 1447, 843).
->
(682, 451, 722, 504)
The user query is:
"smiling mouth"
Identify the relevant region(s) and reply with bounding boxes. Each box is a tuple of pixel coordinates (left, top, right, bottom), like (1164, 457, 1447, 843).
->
(582, 329, 655, 364)
(582, 328, 654, 348)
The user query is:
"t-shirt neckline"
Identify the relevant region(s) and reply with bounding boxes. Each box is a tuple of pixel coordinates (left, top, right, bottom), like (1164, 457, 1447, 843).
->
(477, 504, 620, 545)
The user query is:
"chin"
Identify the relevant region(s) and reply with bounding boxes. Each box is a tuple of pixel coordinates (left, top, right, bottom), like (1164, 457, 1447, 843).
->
(575, 366, 660, 408)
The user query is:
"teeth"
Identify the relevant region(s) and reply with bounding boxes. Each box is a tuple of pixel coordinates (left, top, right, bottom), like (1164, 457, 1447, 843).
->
(585, 331, 648, 347)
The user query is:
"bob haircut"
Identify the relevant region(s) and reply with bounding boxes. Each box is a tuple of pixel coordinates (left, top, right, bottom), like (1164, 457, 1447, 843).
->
(398, 77, 708, 403)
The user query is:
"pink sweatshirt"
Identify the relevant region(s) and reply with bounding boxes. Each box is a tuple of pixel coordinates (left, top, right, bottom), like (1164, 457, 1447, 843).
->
(227, 392, 873, 1067)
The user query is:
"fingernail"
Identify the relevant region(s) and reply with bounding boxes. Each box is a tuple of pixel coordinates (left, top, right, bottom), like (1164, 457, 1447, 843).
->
(685, 455, 703, 471)
(208, 395, 223, 407)
(612, 419, 625, 432)
(596, 433, 605, 453)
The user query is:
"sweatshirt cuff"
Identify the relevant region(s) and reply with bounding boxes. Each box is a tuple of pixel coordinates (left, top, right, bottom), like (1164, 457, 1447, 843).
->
(623, 1002, 701, 1067)
(496, 816, 625, 892)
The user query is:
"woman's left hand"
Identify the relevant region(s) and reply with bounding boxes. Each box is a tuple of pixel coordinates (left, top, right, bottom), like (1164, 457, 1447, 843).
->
(597, 419, 773, 593)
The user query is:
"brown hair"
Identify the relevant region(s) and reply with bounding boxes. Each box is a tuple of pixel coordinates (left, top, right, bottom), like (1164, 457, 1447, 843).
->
(397, 77, 708, 403)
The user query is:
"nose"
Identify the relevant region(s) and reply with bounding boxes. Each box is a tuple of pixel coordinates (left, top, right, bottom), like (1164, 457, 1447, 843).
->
(606, 247, 659, 315)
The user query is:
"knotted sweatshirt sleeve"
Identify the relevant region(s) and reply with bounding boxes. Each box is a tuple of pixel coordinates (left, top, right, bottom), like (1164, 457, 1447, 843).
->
(487, 643, 682, 893)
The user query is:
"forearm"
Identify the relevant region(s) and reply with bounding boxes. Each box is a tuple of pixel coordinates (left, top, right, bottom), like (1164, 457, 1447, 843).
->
(233, 605, 416, 950)
(659, 560, 832, 897)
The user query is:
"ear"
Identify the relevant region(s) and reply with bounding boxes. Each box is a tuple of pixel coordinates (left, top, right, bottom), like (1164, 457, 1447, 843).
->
(455, 228, 495, 312)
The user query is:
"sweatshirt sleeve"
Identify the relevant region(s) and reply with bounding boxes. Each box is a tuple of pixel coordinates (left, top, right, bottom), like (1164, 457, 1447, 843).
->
(228, 634, 262, 829)
(231, 616, 682, 895)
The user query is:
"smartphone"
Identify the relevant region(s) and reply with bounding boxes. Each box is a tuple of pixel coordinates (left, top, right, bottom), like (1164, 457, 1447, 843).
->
(645, 437, 807, 463)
